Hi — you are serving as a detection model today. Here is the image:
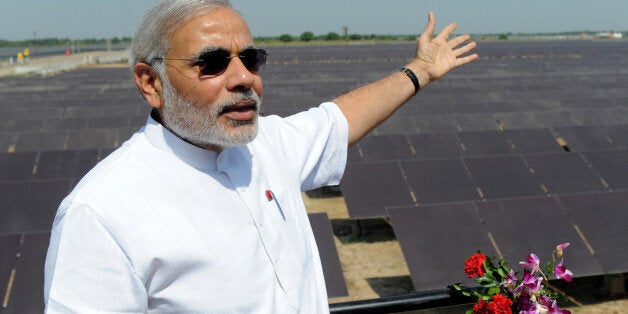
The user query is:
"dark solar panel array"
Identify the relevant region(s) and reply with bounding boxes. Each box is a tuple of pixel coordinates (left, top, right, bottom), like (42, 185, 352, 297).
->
(0, 40, 627, 306)
(308, 213, 349, 298)
(335, 41, 628, 292)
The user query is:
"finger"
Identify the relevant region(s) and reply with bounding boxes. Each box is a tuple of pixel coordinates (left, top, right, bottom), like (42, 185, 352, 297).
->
(436, 22, 458, 41)
(419, 12, 436, 40)
(455, 53, 479, 67)
(448, 34, 471, 49)
(454, 41, 477, 57)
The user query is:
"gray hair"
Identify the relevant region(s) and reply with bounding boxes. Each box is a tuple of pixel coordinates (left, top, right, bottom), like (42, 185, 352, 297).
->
(130, 0, 233, 76)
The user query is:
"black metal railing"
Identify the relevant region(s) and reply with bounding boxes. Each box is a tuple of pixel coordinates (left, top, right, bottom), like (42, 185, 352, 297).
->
(329, 288, 478, 313)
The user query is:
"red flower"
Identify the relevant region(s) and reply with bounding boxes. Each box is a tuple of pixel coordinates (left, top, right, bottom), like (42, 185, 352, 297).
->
(473, 299, 489, 313)
(487, 294, 513, 314)
(464, 253, 487, 278)
(472, 294, 513, 314)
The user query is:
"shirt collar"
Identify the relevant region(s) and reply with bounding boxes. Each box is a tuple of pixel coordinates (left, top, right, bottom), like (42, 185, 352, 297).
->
(144, 110, 220, 171)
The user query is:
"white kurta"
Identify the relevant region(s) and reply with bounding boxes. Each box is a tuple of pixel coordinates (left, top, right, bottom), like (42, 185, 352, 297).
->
(44, 102, 348, 313)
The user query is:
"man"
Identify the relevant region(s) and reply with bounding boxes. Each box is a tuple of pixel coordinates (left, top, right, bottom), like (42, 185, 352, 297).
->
(44, 0, 477, 312)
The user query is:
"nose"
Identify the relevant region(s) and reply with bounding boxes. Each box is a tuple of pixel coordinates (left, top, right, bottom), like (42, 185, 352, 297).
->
(225, 56, 256, 91)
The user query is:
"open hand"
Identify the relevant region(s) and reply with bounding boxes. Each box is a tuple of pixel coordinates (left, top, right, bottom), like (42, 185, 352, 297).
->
(410, 12, 478, 85)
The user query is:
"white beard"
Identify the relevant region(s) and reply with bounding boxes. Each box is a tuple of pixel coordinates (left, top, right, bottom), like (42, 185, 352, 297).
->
(160, 80, 261, 149)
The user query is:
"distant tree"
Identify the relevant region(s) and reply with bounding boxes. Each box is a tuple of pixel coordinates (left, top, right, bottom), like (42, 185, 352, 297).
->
(348, 33, 362, 40)
(300, 31, 314, 42)
(498, 33, 509, 40)
(279, 34, 293, 42)
(325, 32, 340, 41)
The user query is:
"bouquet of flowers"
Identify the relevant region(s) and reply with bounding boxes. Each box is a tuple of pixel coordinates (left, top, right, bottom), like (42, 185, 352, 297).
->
(451, 243, 573, 314)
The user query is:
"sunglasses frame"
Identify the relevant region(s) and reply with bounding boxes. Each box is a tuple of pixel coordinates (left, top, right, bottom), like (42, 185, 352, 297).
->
(152, 48, 267, 77)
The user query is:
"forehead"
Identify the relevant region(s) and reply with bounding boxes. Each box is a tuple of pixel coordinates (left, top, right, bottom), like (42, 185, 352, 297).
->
(168, 7, 253, 56)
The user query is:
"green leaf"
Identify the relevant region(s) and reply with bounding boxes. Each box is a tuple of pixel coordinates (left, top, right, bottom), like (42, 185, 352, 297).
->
(451, 284, 464, 291)
(465, 310, 473, 314)
(488, 286, 501, 295)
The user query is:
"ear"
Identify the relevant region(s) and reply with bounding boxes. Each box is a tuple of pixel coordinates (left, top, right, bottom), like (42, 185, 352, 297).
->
(134, 63, 163, 110)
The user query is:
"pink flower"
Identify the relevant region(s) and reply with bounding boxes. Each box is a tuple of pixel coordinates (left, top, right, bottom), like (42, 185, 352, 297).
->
(519, 253, 540, 273)
(540, 296, 572, 314)
(548, 300, 571, 314)
(522, 270, 543, 293)
(554, 258, 573, 282)
(502, 269, 518, 289)
(556, 243, 570, 258)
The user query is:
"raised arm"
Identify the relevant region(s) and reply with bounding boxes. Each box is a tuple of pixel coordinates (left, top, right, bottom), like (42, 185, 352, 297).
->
(333, 12, 478, 146)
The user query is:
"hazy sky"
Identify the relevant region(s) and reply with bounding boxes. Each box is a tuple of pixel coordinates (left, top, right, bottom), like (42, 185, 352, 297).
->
(1, 0, 626, 41)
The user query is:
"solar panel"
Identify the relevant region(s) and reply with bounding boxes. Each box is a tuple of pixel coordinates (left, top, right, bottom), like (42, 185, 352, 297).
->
(524, 153, 607, 194)
(484, 101, 523, 113)
(415, 103, 453, 116)
(601, 124, 628, 149)
(341, 162, 413, 218)
(475, 197, 604, 277)
(0, 180, 71, 234)
(0, 234, 21, 307)
(4, 232, 49, 313)
(308, 213, 348, 298)
(583, 149, 628, 190)
(346, 145, 363, 163)
(505, 129, 564, 154)
(40, 117, 88, 132)
(519, 98, 563, 112)
(457, 130, 513, 156)
(454, 114, 500, 132)
(562, 97, 617, 110)
(35, 149, 100, 180)
(464, 156, 545, 199)
(0, 152, 37, 181)
(532, 111, 580, 127)
(493, 112, 540, 130)
(607, 108, 628, 124)
(357, 135, 413, 162)
(571, 109, 617, 126)
(414, 115, 459, 133)
(450, 102, 490, 114)
(387, 203, 498, 292)
(401, 159, 480, 204)
(558, 191, 628, 274)
(375, 116, 418, 135)
(87, 116, 130, 129)
(65, 129, 118, 150)
(14, 132, 67, 152)
(406, 132, 464, 159)
(552, 126, 614, 151)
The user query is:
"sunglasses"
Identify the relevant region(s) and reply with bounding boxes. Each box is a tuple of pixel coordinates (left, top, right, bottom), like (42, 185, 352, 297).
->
(153, 48, 267, 77)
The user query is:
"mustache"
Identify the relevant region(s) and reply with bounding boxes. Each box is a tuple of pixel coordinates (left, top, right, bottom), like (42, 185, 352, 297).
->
(218, 90, 262, 114)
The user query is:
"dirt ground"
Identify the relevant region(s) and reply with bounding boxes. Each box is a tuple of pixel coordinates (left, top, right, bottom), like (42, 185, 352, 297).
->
(302, 192, 628, 313)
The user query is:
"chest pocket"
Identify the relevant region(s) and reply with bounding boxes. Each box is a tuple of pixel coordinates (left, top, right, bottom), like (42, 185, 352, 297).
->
(261, 188, 312, 276)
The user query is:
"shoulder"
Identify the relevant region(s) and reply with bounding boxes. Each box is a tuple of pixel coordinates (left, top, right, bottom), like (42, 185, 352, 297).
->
(62, 133, 154, 210)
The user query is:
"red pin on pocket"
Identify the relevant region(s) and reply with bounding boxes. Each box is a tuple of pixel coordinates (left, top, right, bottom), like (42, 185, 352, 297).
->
(265, 189, 285, 221)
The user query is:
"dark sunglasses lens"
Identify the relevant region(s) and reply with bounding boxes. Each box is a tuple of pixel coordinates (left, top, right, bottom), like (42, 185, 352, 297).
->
(198, 50, 231, 76)
(241, 49, 267, 72)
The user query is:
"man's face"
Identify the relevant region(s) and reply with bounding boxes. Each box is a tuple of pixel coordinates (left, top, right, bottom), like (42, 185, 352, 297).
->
(160, 7, 264, 149)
